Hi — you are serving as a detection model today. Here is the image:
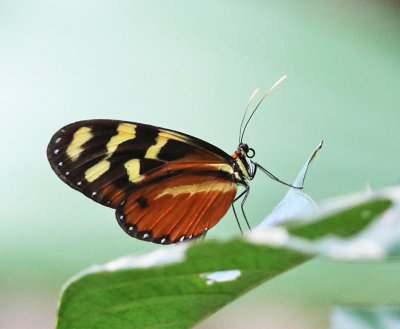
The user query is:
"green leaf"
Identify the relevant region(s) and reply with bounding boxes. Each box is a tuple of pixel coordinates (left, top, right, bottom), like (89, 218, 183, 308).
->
(57, 241, 311, 329)
(251, 186, 398, 260)
(330, 306, 400, 329)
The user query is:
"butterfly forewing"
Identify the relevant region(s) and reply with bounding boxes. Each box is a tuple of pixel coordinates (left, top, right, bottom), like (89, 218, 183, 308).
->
(47, 119, 237, 243)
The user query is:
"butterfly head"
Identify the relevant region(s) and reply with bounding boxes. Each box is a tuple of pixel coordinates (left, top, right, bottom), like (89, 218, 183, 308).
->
(231, 143, 256, 180)
(238, 143, 255, 158)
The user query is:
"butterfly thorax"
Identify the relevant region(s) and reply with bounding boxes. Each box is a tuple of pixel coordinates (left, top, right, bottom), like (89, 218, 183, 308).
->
(230, 143, 253, 185)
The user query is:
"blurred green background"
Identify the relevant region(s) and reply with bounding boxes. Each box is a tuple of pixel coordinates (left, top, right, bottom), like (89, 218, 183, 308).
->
(1, 1, 399, 328)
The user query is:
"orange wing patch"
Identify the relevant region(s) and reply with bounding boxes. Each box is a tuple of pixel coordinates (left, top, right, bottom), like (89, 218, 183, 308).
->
(116, 172, 237, 244)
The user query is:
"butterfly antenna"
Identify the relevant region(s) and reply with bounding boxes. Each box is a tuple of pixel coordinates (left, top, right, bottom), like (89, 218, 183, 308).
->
(239, 88, 260, 144)
(240, 75, 287, 143)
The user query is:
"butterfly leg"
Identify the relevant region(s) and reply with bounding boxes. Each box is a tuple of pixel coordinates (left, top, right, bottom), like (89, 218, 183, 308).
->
(231, 202, 243, 235)
(232, 185, 251, 233)
(240, 185, 251, 231)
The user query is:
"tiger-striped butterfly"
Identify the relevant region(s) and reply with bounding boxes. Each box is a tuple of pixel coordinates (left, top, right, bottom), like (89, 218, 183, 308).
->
(47, 76, 299, 244)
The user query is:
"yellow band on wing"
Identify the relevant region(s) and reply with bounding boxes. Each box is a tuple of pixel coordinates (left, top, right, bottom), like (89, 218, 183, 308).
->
(85, 160, 110, 182)
(66, 127, 93, 161)
(145, 133, 169, 160)
(125, 159, 145, 183)
(155, 180, 234, 199)
(106, 123, 137, 158)
(82, 123, 137, 182)
(207, 163, 234, 174)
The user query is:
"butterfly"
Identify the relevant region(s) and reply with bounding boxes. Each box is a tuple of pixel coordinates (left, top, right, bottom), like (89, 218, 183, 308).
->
(47, 76, 299, 244)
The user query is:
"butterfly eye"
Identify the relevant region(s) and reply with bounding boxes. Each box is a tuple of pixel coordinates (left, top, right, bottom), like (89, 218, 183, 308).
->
(239, 143, 249, 153)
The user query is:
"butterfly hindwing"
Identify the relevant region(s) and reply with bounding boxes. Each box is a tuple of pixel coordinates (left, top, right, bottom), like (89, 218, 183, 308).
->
(116, 163, 237, 244)
(47, 120, 237, 243)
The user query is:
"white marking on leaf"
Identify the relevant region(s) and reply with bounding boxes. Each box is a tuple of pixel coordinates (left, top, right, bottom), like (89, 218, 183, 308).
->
(200, 270, 241, 285)
(248, 227, 289, 247)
